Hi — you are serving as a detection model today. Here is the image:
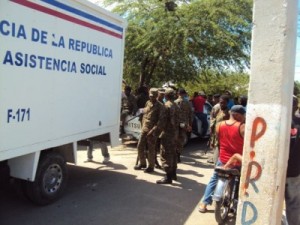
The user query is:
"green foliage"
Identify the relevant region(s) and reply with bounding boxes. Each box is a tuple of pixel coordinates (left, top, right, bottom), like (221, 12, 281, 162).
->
(104, 0, 252, 90)
(182, 70, 250, 97)
(295, 81, 300, 96)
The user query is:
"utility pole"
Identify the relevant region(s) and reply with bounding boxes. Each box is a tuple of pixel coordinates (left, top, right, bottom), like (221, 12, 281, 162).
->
(236, 0, 298, 224)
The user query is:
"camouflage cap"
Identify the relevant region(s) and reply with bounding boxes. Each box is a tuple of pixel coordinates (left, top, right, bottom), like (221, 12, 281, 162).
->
(158, 88, 165, 94)
(199, 91, 206, 96)
(149, 88, 158, 97)
(165, 88, 175, 95)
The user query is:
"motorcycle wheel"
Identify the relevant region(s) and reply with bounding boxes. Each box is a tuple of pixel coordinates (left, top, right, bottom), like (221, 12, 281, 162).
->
(214, 180, 232, 224)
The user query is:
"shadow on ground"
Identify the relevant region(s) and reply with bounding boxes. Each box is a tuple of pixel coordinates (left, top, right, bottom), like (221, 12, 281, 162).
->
(0, 166, 206, 225)
(0, 138, 236, 225)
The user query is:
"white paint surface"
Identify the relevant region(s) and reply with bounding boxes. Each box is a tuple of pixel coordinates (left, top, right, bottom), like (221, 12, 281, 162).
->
(0, 0, 126, 160)
(236, 0, 299, 224)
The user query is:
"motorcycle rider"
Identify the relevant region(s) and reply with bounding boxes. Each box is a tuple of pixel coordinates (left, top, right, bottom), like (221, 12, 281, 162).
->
(198, 105, 245, 213)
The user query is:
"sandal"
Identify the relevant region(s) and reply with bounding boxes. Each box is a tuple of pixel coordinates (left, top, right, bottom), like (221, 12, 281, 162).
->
(198, 203, 207, 213)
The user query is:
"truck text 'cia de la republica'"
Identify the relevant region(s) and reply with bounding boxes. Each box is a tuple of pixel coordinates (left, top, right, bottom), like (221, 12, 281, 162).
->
(0, 0, 127, 205)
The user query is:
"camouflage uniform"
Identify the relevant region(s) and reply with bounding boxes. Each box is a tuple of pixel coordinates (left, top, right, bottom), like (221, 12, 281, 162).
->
(175, 95, 193, 156)
(209, 107, 230, 164)
(121, 94, 137, 117)
(154, 88, 165, 168)
(157, 88, 179, 183)
(136, 88, 164, 170)
(120, 93, 137, 128)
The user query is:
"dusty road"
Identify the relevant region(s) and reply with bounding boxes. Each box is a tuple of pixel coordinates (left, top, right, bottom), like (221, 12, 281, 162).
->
(0, 138, 235, 225)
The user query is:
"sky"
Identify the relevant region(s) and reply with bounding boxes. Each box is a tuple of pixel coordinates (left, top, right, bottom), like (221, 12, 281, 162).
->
(295, 39, 300, 82)
(295, 1, 300, 82)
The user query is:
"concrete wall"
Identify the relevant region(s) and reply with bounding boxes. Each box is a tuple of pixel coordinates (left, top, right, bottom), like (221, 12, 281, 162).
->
(236, 0, 299, 224)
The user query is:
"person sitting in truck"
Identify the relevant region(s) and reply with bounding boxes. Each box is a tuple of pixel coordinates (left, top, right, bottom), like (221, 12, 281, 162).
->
(120, 85, 138, 135)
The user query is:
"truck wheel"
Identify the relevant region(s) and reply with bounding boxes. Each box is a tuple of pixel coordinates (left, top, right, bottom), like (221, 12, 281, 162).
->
(23, 152, 68, 205)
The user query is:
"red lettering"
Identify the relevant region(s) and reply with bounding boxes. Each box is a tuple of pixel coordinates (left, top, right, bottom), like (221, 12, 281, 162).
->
(250, 117, 267, 148)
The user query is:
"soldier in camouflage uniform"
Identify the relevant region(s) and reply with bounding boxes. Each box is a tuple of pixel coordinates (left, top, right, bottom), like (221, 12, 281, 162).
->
(208, 95, 230, 164)
(134, 88, 164, 173)
(157, 88, 179, 184)
(120, 86, 138, 134)
(154, 88, 166, 169)
(174, 88, 193, 163)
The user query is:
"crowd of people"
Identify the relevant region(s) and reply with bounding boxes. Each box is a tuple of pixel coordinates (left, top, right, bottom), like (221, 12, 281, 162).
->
(132, 87, 193, 184)
(120, 84, 300, 225)
(120, 84, 247, 184)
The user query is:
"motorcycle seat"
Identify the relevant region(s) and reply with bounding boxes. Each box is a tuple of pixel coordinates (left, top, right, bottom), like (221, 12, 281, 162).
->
(215, 167, 240, 176)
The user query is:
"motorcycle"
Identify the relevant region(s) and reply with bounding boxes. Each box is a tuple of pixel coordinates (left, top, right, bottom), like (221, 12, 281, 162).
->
(212, 167, 240, 224)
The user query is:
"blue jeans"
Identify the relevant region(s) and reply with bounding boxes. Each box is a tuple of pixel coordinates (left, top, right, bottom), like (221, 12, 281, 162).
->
(87, 141, 110, 160)
(195, 112, 208, 136)
(285, 174, 300, 225)
(201, 160, 224, 205)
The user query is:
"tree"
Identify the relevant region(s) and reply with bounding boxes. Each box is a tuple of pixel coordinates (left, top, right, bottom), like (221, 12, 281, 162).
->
(183, 70, 249, 98)
(294, 81, 300, 96)
(104, 0, 253, 88)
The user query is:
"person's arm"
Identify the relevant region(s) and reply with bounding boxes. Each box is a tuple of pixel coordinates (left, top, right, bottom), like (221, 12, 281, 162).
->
(149, 103, 165, 137)
(239, 123, 245, 138)
(223, 153, 242, 169)
(132, 95, 138, 115)
(215, 121, 222, 135)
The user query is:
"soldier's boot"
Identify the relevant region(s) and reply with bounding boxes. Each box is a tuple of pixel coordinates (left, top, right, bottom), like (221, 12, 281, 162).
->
(156, 173, 172, 184)
(134, 164, 147, 170)
(144, 167, 154, 173)
(171, 170, 177, 181)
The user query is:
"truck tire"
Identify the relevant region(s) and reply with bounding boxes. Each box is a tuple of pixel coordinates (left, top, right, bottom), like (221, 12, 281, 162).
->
(23, 152, 68, 205)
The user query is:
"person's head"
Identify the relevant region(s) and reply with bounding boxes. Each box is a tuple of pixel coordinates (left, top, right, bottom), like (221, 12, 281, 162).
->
(213, 94, 220, 105)
(292, 96, 298, 115)
(124, 86, 132, 96)
(239, 96, 248, 107)
(165, 88, 175, 101)
(199, 91, 206, 99)
(230, 105, 246, 122)
(178, 88, 187, 97)
(137, 86, 148, 95)
(149, 88, 158, 102)
(224, 90, 232, 97)
(219, 95, 229, 110)
(157, 88, 165, 101)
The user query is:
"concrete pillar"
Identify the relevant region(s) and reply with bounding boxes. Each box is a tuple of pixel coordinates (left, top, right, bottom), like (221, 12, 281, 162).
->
(236, 1, 298, 225)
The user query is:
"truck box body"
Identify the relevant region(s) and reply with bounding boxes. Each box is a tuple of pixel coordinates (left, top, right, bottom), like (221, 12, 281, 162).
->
(0, 0, 126, 204)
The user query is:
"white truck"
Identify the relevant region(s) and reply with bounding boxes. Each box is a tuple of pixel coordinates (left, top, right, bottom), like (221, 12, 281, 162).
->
(0, 0, 126, 205)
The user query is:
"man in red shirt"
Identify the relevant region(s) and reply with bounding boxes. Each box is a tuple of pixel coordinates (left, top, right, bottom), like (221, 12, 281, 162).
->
(198, 105, 245, 213)
(192, 91, 208, 137)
